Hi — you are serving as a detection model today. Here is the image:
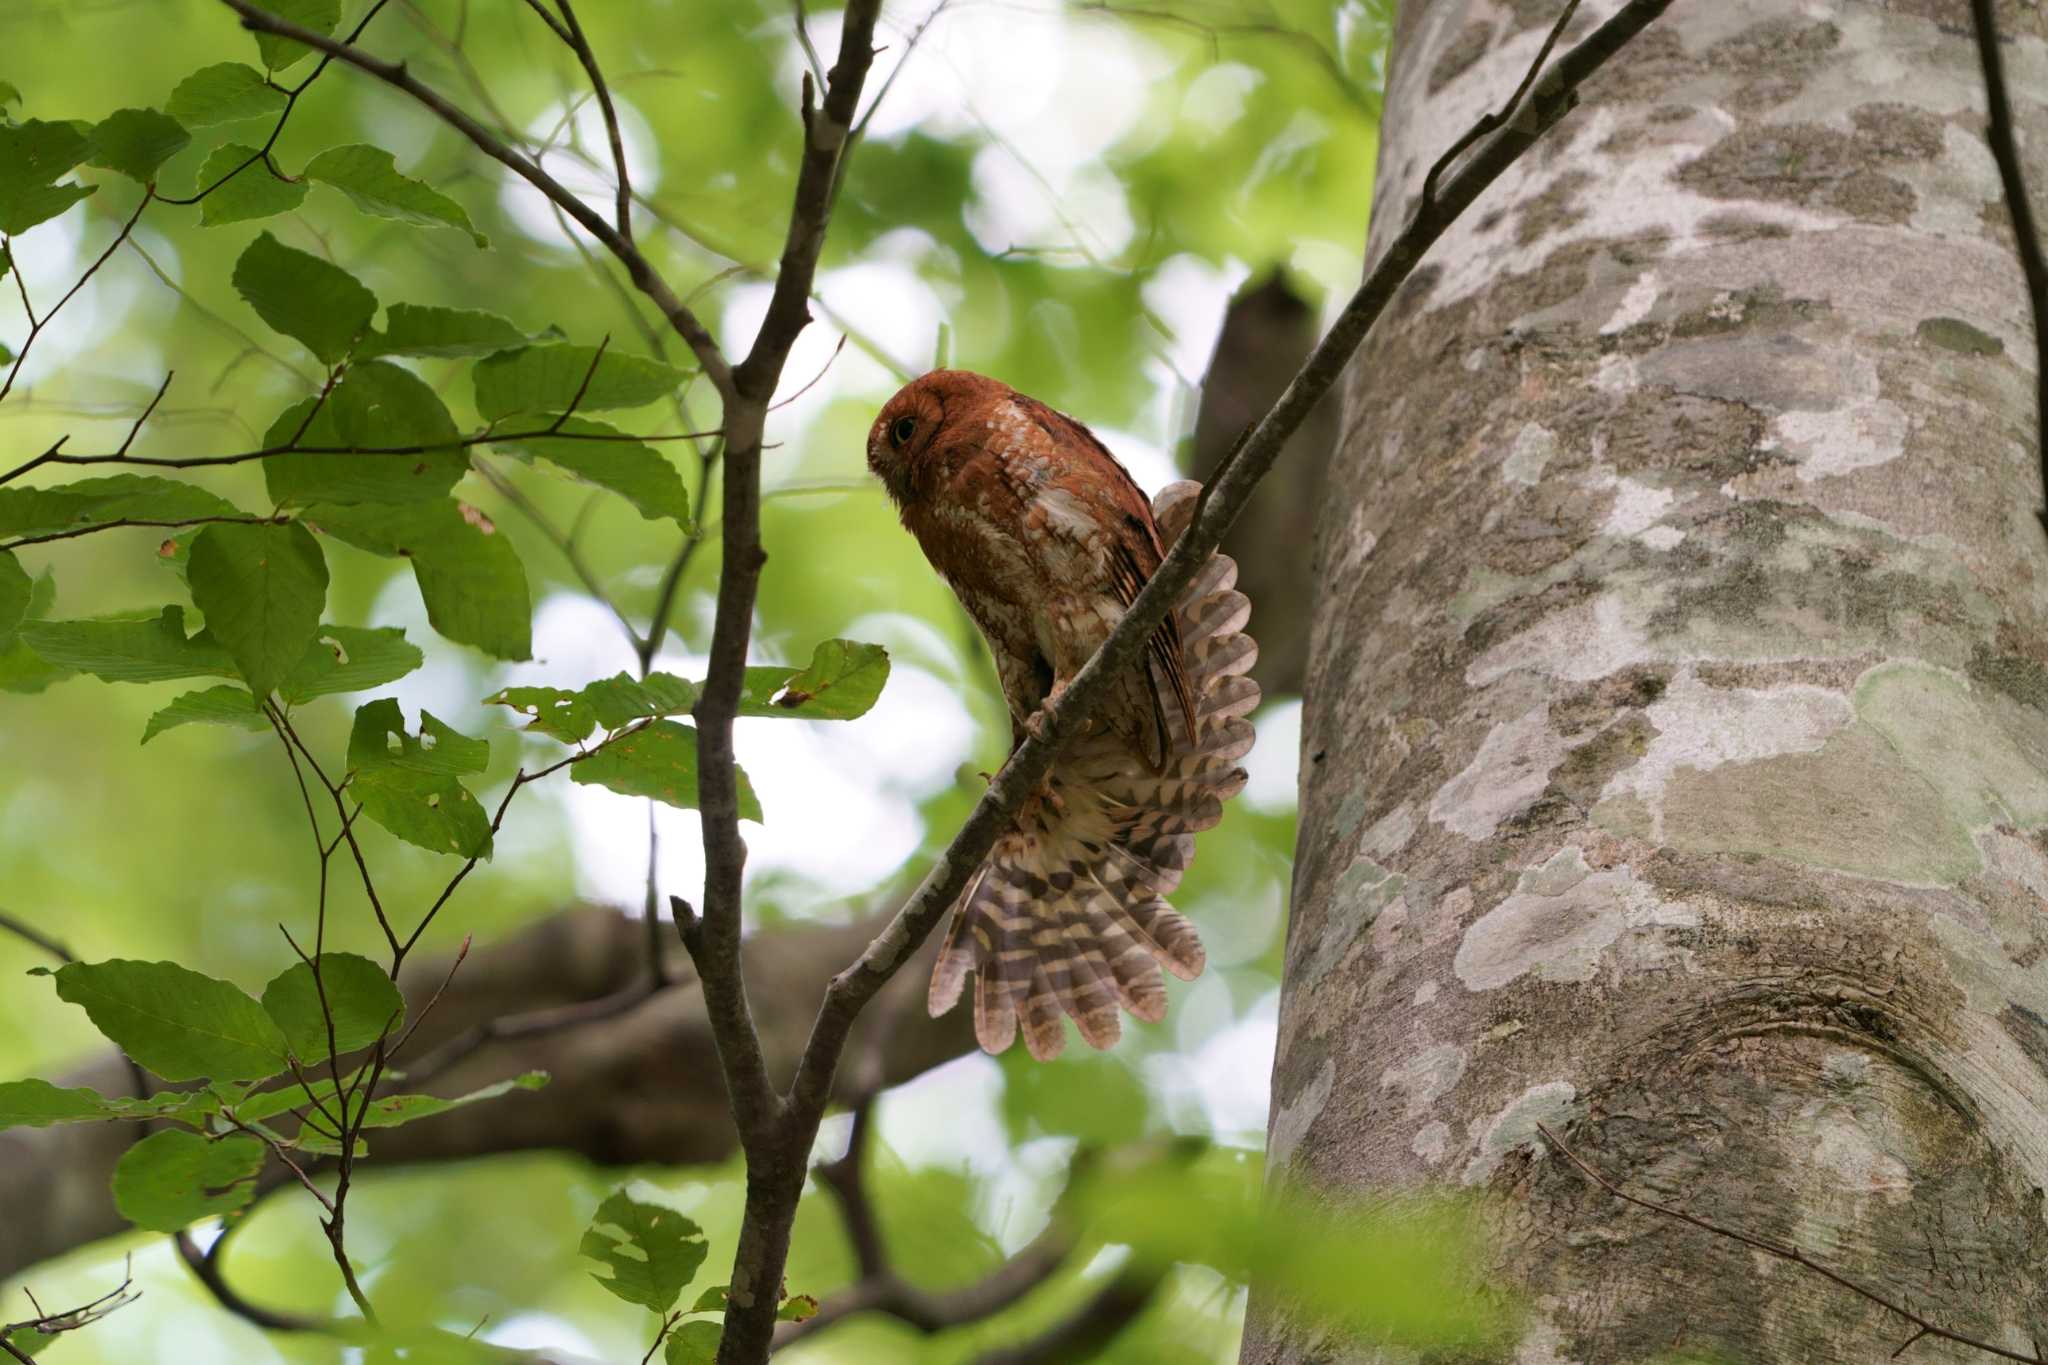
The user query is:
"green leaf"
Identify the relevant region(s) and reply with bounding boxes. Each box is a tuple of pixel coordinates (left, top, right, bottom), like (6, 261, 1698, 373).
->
(352, 1071, 546, 1128)
(305, 144, 486, 247)
(688, 1285, 729, 1315)
(473, 345, 690, 421)
(248, 0, 342, 71)
(0, 81, 20, 108)
(0, 568, 67, 693)
(737, 640, 889, 720)
(85, 108, 189, 182)
(346, 698, 492, 857)
(38, 959, 286, 1082)
(0, 472, 244, 540)
(0, 1079, 219, 1130)
(111, 1129, 264, 1231)
(572, 720, 762, 822)
(232, 230, 378, 364)
(0, 119, 95, 234)
(583, 672, 697, 729)
(194, 142, 307, 226)
(226, 1063, 370, 1124)
(278, 624, 423, 702)
(580, 1188, 708, 1313)
(19, 605, 234, 684)
(307, 501, 531, 660)
(777, 1294, 819, 1323)
(263, 361, 468, 506)
(166, 63, 288, 127)
(665, 1323, 722, 1365)
(486, 685, 598, 744)
(261, 953, 404, 1061)
(497, 417, 692, 524)
(186, 521, 328, 701)
(0, 549, 28, 648)
(364, 303, 530, 358)
(3, 1330, 53, 1360)
(141, 684, 269, 743)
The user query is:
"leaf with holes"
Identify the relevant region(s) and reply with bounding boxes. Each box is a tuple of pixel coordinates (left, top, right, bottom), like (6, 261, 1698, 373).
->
(345, 698, 492, 858)
(486, 685, 598, 744)
(186, 521, 328, 702)
(581, 1188, 708, 1313)
(305, 144, 486, 247)
(737, 640, 888, 720)
(261, 953, 405, 1061)
(34, 959, 286, 1082)
(277, 624, 423, 702)
(232, 230, 378, 364)
(111, 1129, 265, 1232)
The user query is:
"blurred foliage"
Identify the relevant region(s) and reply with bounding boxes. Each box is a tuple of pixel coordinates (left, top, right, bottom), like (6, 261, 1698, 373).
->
(0, 0, 1423, 1360)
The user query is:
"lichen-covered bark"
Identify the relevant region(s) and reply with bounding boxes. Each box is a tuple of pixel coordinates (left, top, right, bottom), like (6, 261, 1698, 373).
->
(1255, 2, 2048, 1361)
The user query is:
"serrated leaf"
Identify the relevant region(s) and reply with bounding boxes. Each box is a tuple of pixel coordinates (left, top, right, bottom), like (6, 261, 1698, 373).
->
(580, 1189, 708, 1313)
(249, 0, 341, 71)
(278, 624, 422, 702)
(40, 959, 286, 1082)
(20, 605, 234, 684)
(261, 953, 403, 1061)
(346, 698, 492, 857)
(664, 1322, 721, 1365)
(572, 720, 762, 821)
(141, 684, 269, 743)
(187, 521, 328, 701)
(167, 63, 288, 127)
(305, 144, 485, 247)
(85, 108, 189, 182)
(737, 640, 888, 720)
(364, 303, 529, 358)
(583, 671, 697, 729)
(497, 416, 691, 524)
(353, 1071, 546, 1128)
(111, 1129, 264, 1232)
(232, 230, 377, 364)
(0, 549, 27, 648)
(0, 119, 94, 234)
(0, 472, 244, 540)
(487, 685, 598, 744)
(194, 142, 306, 225)
(263, 361, 467, 505)
(473, 345, 689, 421)
(307, 500, 531, 661)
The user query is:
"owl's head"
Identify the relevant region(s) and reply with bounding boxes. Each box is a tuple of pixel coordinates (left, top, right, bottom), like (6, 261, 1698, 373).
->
(867, 369, 1009, 507)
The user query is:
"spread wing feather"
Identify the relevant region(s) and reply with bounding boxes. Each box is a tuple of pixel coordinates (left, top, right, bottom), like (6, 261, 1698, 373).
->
(928, 479, 1258, 1057)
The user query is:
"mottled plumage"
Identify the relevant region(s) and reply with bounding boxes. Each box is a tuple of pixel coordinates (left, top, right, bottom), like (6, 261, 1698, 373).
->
(867, 370, 1259, 1059)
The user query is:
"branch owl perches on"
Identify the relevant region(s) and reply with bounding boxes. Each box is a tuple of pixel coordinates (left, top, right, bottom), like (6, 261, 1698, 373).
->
(868, 370, 1260, 1059)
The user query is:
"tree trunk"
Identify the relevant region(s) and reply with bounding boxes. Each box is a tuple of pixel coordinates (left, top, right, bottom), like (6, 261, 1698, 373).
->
(1255, 1, 2048, 1361)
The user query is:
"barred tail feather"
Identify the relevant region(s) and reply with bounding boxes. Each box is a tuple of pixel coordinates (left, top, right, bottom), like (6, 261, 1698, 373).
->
(927, 477, 1259, 1057)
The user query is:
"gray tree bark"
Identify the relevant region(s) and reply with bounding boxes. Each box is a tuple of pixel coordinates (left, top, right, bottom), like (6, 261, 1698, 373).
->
(1254, 1, 2048, 1361)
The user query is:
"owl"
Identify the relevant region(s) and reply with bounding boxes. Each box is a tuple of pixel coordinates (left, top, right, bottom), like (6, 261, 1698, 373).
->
(867, 370, 1259, 1060)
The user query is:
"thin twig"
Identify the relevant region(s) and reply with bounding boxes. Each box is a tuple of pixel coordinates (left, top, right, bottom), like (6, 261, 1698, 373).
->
(1536, 1123, 2042, 1364)
(1967, 0, 2048, 539)
(0, 190, 156, 403)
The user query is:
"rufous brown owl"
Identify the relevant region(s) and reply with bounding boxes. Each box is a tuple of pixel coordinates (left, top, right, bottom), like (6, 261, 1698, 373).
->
(867, 370, 1259, 1060)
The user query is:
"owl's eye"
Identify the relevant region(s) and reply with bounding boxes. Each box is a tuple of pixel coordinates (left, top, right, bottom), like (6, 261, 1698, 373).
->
(890, 415, 916, 446)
